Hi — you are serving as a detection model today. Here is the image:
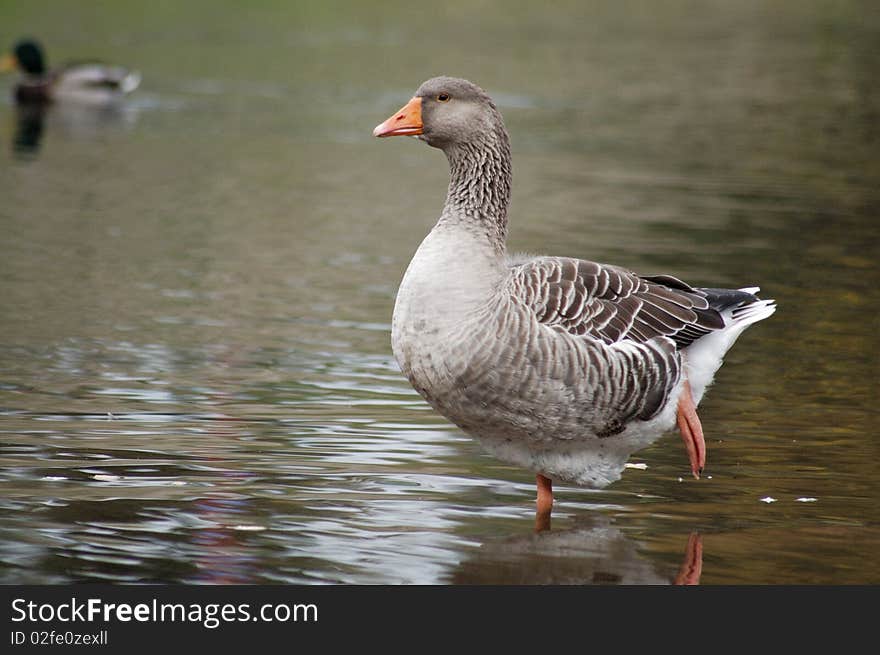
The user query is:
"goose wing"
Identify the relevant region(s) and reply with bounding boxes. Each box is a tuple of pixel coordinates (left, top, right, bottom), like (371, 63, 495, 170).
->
(507, 256, 725, 349)
(505, 256, 722, 427)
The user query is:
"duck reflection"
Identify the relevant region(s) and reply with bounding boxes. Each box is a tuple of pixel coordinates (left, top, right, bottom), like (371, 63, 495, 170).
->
(12, 102, 46, 155)
(452, 516, 702, 585)
(10, 98, 139, 158)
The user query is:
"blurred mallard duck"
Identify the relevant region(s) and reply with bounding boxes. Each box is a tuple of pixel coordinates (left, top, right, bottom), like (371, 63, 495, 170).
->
(1, 38, 141, 104)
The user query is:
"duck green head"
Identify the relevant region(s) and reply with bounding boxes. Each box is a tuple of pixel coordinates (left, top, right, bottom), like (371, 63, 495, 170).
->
(3, 39, 47, 75)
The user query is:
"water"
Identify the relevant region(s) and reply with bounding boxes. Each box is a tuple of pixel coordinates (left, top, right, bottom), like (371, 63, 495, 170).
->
(1, 0, 878, 584)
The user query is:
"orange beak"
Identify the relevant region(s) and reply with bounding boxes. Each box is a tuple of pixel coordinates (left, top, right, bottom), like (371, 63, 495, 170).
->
(373, 96, 423, 137)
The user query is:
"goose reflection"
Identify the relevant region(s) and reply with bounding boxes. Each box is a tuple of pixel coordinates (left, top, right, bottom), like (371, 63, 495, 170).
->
(451, 516, 702, 585)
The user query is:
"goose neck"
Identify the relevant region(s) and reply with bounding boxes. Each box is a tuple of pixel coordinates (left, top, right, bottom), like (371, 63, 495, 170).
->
(440, 128, 512, 252)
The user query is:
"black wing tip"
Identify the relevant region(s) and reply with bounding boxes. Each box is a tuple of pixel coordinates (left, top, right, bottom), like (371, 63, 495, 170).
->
(697, 287, 762, 312)
(640, 274, 698, 294)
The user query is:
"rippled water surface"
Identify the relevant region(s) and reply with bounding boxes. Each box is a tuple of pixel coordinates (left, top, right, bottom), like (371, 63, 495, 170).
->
(1, 1, 878, 584)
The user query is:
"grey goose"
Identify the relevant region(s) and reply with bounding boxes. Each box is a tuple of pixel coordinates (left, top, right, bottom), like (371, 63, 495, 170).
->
(374, 77, 775, 518)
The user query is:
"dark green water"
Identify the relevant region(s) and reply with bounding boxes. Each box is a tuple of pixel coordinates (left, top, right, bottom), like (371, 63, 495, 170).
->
(1, 0, 878, 584)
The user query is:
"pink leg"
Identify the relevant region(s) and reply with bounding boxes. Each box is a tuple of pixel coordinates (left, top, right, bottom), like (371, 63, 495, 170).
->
(535, 474, 553, 532)
(676, 379, 706, 479)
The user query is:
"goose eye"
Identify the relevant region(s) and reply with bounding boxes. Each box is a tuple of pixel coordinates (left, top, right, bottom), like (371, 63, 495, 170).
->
(437, 93, 450, 102)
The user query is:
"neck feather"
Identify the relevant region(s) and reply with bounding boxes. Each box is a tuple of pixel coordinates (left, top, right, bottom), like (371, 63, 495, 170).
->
(439, 123, 512, 253)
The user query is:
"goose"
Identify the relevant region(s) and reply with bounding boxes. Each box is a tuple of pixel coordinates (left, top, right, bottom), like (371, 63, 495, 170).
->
(373, 77, 775, 518)
(1, 38, 141, 104)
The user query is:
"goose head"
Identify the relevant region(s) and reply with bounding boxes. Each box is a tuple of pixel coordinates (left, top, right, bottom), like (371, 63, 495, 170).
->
(373, 76, 504, 151)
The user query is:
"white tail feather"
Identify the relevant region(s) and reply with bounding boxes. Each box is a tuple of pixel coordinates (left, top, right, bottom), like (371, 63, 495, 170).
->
(684, 293, 776, 404)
